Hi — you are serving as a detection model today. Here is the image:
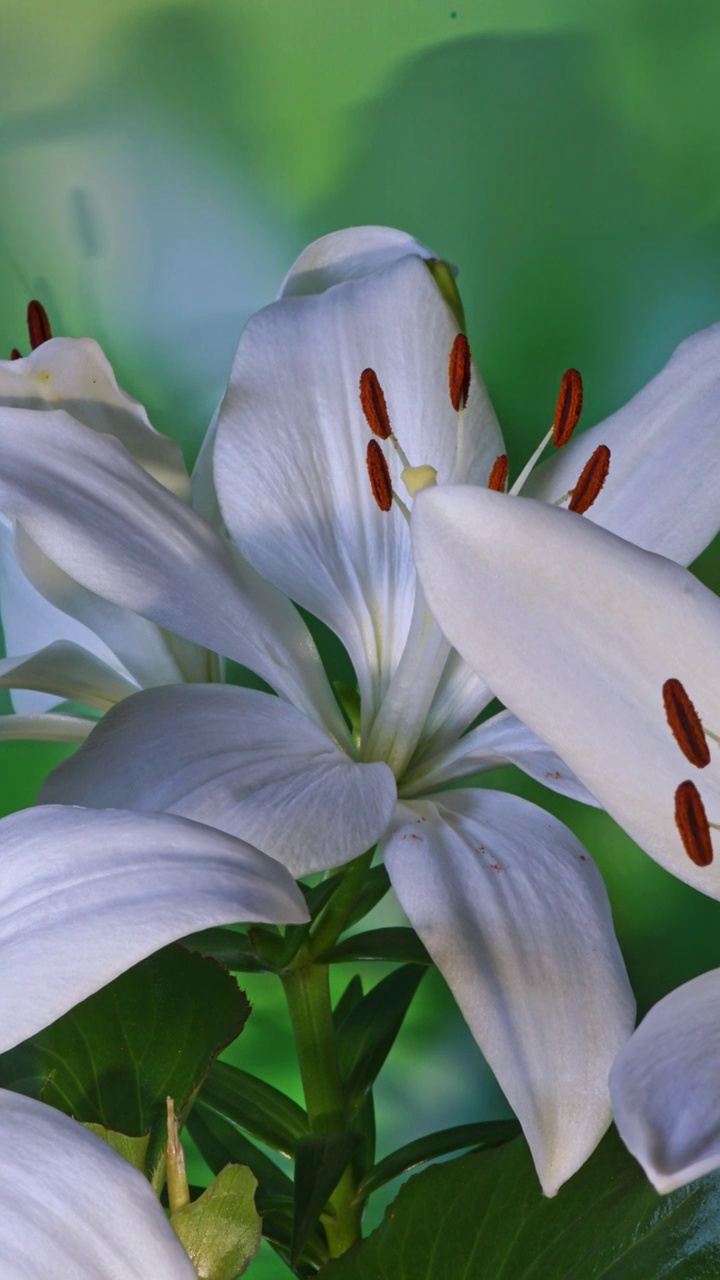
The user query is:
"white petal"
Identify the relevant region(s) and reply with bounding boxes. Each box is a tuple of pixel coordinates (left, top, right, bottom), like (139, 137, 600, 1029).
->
(524, 322, 720, 565)
(0, 641, 139, 710)
(384, 789, 635, 1196)
(0, 338, 190, 498)
(40, 686, 398, 878)
(403, 708, 599, 806)
(215, 254, 503, 726)
(278, 225, 436, 297)
(0, 713, 95, 742)
(610, 969, 720, 1193)
(0, 804, 308, 1052)
(0, 407, 346, 736)
(413, 486, 720, 896)
(0, 1090, 197, 1279)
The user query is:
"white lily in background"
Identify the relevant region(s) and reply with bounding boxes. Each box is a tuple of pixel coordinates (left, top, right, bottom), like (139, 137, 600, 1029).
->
(2, 227, 719, 1192)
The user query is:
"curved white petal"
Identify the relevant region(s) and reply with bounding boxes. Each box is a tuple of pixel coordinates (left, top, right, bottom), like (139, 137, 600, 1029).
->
(0, 712, 95, 742)
(278, 225, 436, 298)
(524, 322, 720, 566)
(413, 486, 720, 897)
(0, 408, 345, 736)
(610, 969, 720, 1193)
(384, 789, 635, 1196)
(0, 338, 190, 499)
(215, 254, 503, 726)
(403, 708, 599, 806)
(0, 642, 139, 710)
(0, 1091, 197, 1279)
(0, 804, 308, 1053)
(40, 686, 398, 878)
(415, 649, 493, 762)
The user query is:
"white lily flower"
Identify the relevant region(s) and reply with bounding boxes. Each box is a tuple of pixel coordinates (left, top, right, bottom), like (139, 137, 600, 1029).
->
(609, 969, 720, 1193)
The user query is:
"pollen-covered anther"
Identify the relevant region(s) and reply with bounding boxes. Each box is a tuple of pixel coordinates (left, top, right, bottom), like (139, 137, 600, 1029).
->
(359, 368, 392, 440)
(663, 678, 711, 768)
(568, 444, 610, 514)
(26, 300, 52, 350)
(448, 333, 471, 411)
(366, 439, 393, 512)
(553, 369, 583, 447)
(488, 454, 509, 493)
(675, 779, 714, 867)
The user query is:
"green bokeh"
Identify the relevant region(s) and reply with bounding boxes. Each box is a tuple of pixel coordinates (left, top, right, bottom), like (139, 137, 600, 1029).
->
(2, 2, 720, 1273)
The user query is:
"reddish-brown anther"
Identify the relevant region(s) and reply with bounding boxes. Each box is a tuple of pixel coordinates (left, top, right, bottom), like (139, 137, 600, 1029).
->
(663, 678, 711, 768)
(27, 300, 52, 350)
(487, 454, 509, 493)
(553, 369, 583, 447)
(448, 333, 471, 411)
(568, 444, 610, 514)
(9, 349, 21, 361)
(359, 368, 392, 440)
(366, 439, 393, 512)
(675, 780, 714, 867)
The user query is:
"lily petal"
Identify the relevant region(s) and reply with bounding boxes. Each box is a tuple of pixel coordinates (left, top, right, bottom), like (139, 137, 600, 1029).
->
(524, 322, 720, 565)
(40, 686, 398, 877)
(0, 1091, 197, 1278)
(214, 254, 503, 728)
(0, 408, 345, 736)
(413, 486, 720, 896)
(384, 788, 635, 1196)
(0, 804, 308, 1052)
(0, 712, 95, 742)
(0, 641, 139, 710)
(278, 225, 435, 297)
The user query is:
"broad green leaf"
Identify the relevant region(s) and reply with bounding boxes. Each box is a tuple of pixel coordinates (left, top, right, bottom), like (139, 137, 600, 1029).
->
(323, 1128, 720, 1279)
(0, 945, 249, 1175)
(180, 927, 274, 972)
(335, 965, 425, 1113)
(292, 1134, 359, 1266)
(326, 928, 432, 966)
(355, 1120, 521, 1199)
(199, 1059, 309, 1157)
(83, 1124, 151, 1175)
(332, 974, 364, 1031)
(171, 1165, 262, 1280)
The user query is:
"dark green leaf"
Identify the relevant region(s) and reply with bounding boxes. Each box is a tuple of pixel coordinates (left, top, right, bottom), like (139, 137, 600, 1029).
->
(199, 1059, 308, 1158)
(292, 1134, 359, 1265)
(301, 871, 347, 919)
(180, 926, 274, 972)
(326, 928, 432, 966)
(336, 965, 425, 1113)
(345, 865, 391, 929)
(355, 1120, 520, 1199)
(323, 1128, 720, 1279)
(187, 1105, 294, 1209)
(351, 1091, 376, 1185)
(0, 945, 249, 1175)
(332, 975, 364, 1031)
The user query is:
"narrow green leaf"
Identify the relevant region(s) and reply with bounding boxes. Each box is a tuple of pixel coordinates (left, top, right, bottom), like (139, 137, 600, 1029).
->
(345, 865, 391, 929)
(355, 1120, 520, 1199)
(187, 1105, 293, 1209)
(301, 871, 347, 919)
(0, 945, 249, 1176)
(323, 1128, 720, 1279)
(332, 975, 364, 1031)
(326, 928, 432, 966)
(351, 1091, 376, 1185)
(180, 927, 274, 972)
(199, 1059, 308, 1157)
(171, 1165, 262, 1280)
(83, 1124, 151, 1175)
(292, 1134, 359, 1266)
(336, 965, 426, 1112)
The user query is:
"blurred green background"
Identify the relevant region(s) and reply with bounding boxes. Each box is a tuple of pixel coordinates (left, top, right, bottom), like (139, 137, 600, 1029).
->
(2, 0, 720, 1272)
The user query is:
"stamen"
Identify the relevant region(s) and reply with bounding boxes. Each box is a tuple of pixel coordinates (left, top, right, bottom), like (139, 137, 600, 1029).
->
(568, 444, 610, 514)
(448, 334, 471, 411)
(553, 369, 583, 447)
(9, 349, 21, 361)
(366, 439, 393, 511)
(674, 780, 714, 867)
(663, 678, 711, 768)
(359, 368, 392, 440)
(27, 300, 52, 349)
(488, 454, 509, 492)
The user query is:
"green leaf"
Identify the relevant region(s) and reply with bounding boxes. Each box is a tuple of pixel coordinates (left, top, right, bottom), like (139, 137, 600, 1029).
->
(335, 965, 425, 1113)
(171, 1164, 262, 1280)
(83, 1124, 151, 1175)
(0, 945, 249, 1176)
(345, 864, 390, 929)
(326, 928, 432, 966)
(199, 1059, 309, 1157)
(355, 1120, 521, 1199)
(180, 927, 274, 972)
(332, 974, 364, 1031)
(292, 1134, 359, 1266)
(187, 1104, 294, 1209)
(322, 1128, 720, 1279)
